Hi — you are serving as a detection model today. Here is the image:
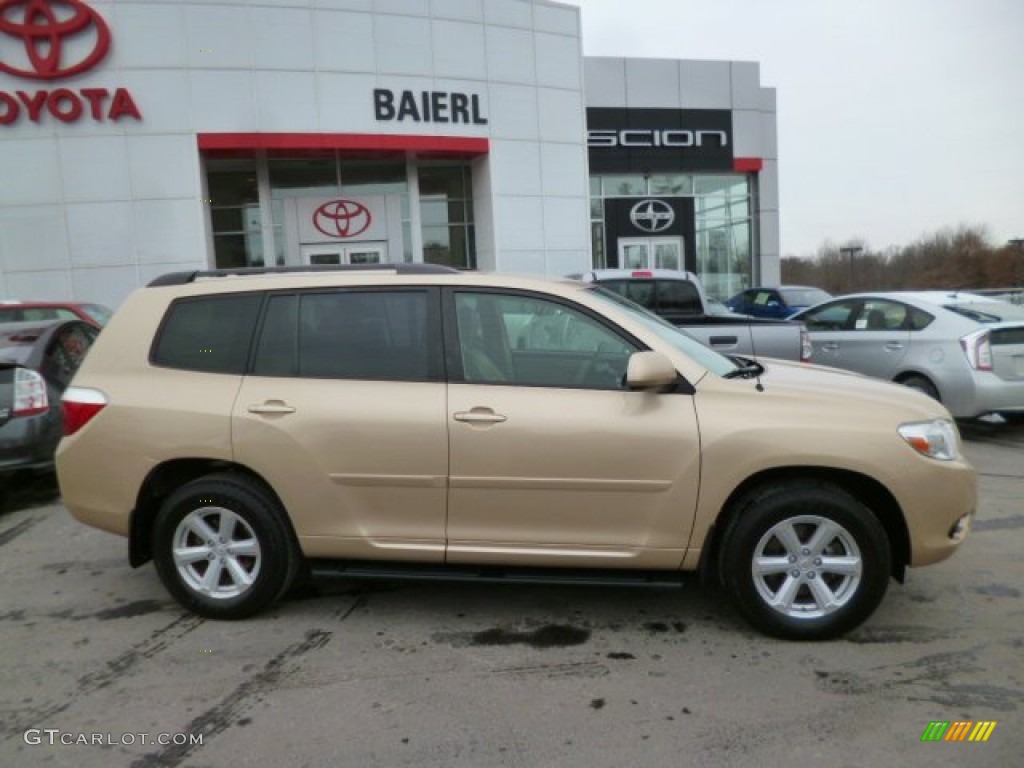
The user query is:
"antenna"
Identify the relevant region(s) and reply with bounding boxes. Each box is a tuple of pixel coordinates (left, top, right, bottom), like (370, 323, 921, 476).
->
(746, 308, 764, 392)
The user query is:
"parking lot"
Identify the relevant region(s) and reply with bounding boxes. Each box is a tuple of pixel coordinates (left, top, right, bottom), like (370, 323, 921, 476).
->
(0, 421, 1021, 768)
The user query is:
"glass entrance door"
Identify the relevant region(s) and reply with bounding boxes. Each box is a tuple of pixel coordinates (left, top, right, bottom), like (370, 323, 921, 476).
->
(299, 243, 388, 265)
(617, 237, 683, 271)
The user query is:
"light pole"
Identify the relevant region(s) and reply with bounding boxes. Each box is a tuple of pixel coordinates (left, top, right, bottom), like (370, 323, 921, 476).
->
(1009, 239, 1024, 293)
(839, 246, 863, 290)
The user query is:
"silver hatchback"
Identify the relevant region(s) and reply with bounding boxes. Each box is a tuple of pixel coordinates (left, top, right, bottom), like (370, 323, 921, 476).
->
(792, 291, 1024, 420)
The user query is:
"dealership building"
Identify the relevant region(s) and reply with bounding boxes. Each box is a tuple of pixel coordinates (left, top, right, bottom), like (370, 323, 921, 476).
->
(0, 0, 779, 307)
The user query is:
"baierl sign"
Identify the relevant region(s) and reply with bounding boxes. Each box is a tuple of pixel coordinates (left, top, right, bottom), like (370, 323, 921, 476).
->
(0, 0, 141, 125)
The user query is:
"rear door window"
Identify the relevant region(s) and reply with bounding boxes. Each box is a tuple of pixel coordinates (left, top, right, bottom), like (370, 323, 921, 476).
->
(252, 290, 440, 381)
(152, 294, 263, 374)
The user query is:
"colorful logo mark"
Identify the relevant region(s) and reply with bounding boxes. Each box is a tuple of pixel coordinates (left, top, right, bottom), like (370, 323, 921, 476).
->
(920, 721, 997, 742)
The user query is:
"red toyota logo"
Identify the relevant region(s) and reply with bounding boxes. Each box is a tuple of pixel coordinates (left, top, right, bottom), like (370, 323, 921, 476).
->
(313, 199, 372, 239)
(0, 0, 111, 81)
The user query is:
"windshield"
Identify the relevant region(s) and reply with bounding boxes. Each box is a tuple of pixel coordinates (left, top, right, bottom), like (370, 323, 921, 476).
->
(83, 304, 113, 325)
(781, 288, 830, 306)
(585, 286, 738, 376)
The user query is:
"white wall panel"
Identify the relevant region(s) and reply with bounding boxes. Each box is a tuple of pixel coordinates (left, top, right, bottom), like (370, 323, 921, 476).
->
(486, 27, 536, 84)
(537, 88, 583, 144)
(534, 3, 578, 36)
(495, 196, 544, 251)
(255, 72, 319, 132)
(542, 197, 588, 250)
(432, 20, 487, 80)
(487, 85, 539, 140)
(120, 71, 194, 134)
(65, 203, 135, 267)
(374, 0, 429, 15)
(625, 59, 682, 109)
(313, 11, 377, 73)
(679, 60, 732, 109)
(540, 143, 586, 197)
(128, 136, 200, 200)
(111, 4, 186, 69)
(534, 33, 580, 90)
(431, 0, 482, 22)
(4, 270, 73, 301)
(583, 57, 626, 108)
(132, 200, 206, 265)
(318, 73, 387, 132)
(374, 14, 432, 76)
(483, 0, 532, 29)
(184, 6, 255, 70)
(58, 136, 132, 203)
(489, 141, 542, 196)
(253, 7, 316, 71)
(189, 71, 258, 131)
(71, 266, 141, 308)
(0, 208, 70, 273)
(0, 141, 61, 206)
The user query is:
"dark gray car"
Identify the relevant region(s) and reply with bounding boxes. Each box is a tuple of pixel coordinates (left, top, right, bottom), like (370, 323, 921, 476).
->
(0, 320, 98, 477)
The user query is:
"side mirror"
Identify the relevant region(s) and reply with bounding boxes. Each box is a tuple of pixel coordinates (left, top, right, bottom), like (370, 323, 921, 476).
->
(625, 351, 678, 391)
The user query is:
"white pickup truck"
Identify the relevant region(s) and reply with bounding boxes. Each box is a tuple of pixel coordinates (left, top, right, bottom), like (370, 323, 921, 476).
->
(574, 269, 811, 362)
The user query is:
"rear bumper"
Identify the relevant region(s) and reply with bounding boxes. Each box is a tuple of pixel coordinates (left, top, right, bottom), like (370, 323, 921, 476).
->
(969, 373, 1024, 416)
(0, 411, 61, 475)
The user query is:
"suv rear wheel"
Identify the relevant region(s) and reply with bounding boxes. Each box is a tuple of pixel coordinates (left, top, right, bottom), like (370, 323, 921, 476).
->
(720, 482, 891, 640)
(152, 474, 299, 619)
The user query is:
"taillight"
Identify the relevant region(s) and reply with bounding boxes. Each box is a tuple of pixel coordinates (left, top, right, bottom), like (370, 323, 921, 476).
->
(13, 368, 48, 416)
(959, 329, 993, 371)
(800, 328, 813, 363)
(62, 387, 108, 436)
(631, 270, 654, 278)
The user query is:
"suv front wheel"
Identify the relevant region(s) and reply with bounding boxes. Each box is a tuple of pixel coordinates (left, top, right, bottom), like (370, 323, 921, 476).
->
(720, 482, 891, 640)
(152, 474, 299, 619)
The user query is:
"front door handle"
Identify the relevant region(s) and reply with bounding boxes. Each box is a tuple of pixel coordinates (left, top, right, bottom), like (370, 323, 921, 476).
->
(454, 408, 507, 424)
(248, 401, 296, 414)
(884, 342, 905, 351)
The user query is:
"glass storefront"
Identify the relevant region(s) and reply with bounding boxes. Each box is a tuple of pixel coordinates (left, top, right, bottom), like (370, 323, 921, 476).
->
(589, 173, 754, 300)
(205, 154, 475, 270)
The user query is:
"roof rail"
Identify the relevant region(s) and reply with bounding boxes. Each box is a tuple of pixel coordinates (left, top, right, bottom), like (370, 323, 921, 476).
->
(147, 263, 461, 287)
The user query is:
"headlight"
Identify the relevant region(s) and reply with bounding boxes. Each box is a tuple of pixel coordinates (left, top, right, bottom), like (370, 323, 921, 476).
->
(898, 419, 960, 461)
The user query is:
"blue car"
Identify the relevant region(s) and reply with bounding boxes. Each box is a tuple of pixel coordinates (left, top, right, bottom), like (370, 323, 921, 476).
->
(726, 285, 832, 319)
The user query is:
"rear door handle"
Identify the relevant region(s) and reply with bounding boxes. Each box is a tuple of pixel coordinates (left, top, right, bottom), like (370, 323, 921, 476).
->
(248, 401, 296, 414)
(822, 342, 839, 352)
(454, 408, 507, 424)
(884, 342, 905, 351)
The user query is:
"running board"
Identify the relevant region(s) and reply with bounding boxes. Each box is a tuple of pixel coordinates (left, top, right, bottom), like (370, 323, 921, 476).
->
(309, 560, 688, 590)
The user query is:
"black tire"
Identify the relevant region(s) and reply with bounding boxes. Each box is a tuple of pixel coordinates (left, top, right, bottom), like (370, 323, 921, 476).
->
(900, 374, 940, 402)
(152, 473, 299, 620)
(719, 482, 891, 641)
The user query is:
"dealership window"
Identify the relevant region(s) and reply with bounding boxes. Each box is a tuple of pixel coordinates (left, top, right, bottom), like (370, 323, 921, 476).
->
(420, 164, 476, 269)
(207, 159, 264, 269)
(589, 173, 753, 299)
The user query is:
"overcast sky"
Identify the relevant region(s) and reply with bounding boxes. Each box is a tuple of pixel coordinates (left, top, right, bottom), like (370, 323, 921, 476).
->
(563, 0, 1024, 257)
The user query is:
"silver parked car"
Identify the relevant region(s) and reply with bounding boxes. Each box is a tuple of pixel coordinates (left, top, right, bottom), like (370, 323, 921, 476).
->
(792, 291, 1024, 420)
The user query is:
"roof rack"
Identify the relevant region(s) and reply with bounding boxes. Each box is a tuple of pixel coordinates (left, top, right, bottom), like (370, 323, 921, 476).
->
(147, 263, 461, 287)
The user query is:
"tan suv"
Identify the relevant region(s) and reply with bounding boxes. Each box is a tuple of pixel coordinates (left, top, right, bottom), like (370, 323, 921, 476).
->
(56, 265, 976, 640)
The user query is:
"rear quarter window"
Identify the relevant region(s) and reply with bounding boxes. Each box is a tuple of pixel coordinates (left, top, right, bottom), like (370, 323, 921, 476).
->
(152, 294, 262, 374)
